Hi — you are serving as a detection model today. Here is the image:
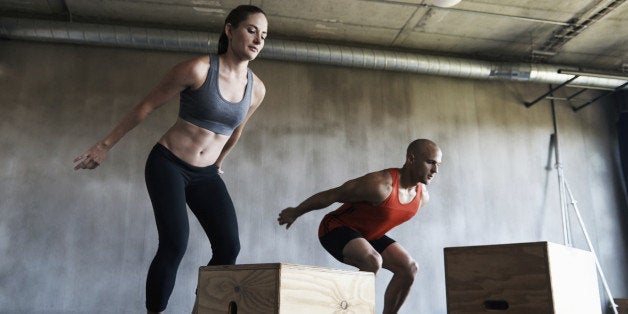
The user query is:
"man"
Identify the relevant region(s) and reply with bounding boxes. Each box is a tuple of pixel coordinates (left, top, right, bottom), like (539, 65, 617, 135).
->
(277, 139, 441, 314)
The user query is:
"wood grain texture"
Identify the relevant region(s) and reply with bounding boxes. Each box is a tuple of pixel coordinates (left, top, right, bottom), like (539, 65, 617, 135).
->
(444, 242, 601, 314)
(195, 264, 280, 314)
(194, 263, 375, 314)
(279, 264, 375, 314)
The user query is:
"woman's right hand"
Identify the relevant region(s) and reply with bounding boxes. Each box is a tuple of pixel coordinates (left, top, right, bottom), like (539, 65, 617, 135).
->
(73, 142, 109, 170)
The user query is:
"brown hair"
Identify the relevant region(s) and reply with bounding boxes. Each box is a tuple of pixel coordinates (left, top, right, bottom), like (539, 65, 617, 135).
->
(218, 5, 266, 55)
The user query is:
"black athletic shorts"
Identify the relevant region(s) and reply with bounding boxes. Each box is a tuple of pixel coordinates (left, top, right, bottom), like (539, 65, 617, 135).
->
(318, 226, 396, 262)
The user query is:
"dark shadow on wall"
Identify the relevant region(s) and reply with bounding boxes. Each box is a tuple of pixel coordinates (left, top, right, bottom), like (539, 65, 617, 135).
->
(613, 91, 628, 295)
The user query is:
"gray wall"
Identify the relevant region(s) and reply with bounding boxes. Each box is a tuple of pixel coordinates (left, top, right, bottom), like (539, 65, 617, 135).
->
(1, 40, 626, 313)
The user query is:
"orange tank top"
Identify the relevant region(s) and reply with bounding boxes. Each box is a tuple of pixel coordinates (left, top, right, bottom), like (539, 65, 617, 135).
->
(318, 168, 422, 240)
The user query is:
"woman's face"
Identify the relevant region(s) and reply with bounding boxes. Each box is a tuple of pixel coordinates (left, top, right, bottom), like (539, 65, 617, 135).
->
(227, 12, 268, 61)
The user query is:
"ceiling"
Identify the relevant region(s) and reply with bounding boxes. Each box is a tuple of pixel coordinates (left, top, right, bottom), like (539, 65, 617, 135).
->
(0, 0, 627, 73)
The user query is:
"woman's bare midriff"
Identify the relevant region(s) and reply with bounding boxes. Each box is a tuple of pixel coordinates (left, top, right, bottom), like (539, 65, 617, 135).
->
(157, 118, 229, 167)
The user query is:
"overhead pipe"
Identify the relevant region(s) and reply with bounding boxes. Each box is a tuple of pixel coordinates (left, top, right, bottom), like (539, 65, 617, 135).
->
(1, 17, 626, 90)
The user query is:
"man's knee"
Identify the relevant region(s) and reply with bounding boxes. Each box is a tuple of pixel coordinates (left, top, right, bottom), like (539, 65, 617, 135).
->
(398, 259, 419, 282)
(409, 260, 419, 277)
(359, 250, 383, 274)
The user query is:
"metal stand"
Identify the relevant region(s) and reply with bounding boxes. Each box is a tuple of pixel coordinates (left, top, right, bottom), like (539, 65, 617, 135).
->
(549, 91, 619, 314)
(524, 69, 628, 112)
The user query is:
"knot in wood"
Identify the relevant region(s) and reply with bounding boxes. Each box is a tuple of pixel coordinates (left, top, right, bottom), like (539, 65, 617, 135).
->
(340, 300, 348, 310)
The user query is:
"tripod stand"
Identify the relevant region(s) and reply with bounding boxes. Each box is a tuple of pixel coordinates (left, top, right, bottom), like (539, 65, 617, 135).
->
(548, 95, 618, 314)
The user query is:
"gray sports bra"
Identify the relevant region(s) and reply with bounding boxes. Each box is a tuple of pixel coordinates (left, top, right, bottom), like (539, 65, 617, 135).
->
(178, 54, 253, 136)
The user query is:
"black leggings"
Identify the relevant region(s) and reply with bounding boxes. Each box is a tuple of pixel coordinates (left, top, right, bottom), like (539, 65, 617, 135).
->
(144, 143, 240, 312)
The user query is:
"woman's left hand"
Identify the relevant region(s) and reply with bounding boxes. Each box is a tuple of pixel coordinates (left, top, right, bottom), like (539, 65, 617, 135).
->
(73, 142, 109, 170)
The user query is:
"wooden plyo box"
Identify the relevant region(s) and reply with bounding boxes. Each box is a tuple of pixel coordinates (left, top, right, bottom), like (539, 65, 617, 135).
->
(194, 263, 375, 314)
(444, 242, 601, 314)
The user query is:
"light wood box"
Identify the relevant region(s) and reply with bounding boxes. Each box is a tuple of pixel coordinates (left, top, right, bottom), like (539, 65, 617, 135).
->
(444, 241, 601, 314)
(194, 263, 375, 314)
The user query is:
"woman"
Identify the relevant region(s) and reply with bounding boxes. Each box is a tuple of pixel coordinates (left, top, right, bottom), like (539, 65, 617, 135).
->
(73, 5, 268, 313)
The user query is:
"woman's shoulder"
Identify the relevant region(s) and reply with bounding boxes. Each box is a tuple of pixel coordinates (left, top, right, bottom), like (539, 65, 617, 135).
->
(174, 55, 209, 69)
(188, 55, 210, 74)
(170, 56, 210, 88)
(251, 71, 266, 103)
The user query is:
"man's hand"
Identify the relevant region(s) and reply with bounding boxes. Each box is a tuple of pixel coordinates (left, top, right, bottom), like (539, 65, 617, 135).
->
(277, 207, 301, 229)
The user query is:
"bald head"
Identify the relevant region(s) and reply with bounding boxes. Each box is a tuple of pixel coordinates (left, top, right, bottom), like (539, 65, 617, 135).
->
(407, 139, 439, 158)
(403, 139, 442, 185)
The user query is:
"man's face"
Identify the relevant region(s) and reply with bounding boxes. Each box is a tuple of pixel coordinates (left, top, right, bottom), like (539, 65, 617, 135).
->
(413, 145, 442, 185)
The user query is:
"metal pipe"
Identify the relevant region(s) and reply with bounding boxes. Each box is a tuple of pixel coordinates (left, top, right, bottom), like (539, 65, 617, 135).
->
(558, 69, 628, 81)
(563, 180, 619, 314)
(551, 81, 619, 313)
(550, 89, 572, 247)
(1, 17, 626, 90)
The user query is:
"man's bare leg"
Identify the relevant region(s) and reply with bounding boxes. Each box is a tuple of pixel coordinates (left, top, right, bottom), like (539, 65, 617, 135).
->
(342, 238, 383, 273)
(381, 243, 418, 314)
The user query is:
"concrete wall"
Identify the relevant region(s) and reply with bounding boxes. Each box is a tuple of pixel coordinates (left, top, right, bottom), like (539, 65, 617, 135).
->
(1, 40, 626, 313)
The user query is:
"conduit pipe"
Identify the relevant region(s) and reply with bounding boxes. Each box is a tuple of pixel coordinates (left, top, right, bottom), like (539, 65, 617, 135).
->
(1, 17, 626, 90)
